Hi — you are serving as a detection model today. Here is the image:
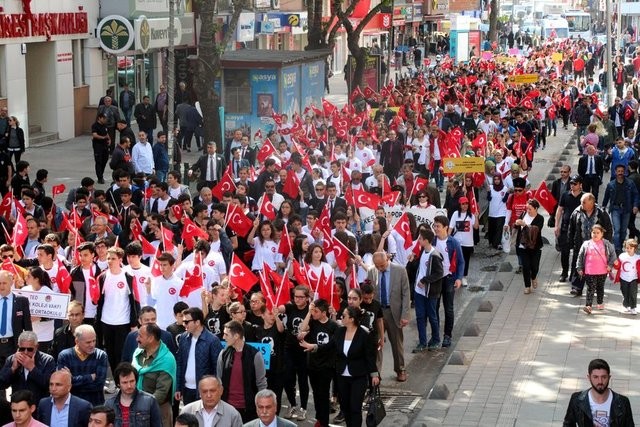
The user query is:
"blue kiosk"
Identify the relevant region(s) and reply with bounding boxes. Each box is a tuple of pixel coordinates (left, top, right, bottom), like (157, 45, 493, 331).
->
(220, 49, 329, 144)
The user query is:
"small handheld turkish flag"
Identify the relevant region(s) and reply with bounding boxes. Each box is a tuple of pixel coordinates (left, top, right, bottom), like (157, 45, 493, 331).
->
(533, 181, 557, 214)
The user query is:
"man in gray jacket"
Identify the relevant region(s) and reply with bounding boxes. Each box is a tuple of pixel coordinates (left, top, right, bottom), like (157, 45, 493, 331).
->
(105, 362, 162, 427)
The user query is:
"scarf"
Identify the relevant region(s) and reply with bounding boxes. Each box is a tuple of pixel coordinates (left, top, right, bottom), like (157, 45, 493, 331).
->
(132, 342, 177, 402)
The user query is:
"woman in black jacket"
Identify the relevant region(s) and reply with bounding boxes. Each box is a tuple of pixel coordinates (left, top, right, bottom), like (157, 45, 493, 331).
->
(515, 199, 545, 294)
(4, 116, 25, 164)
(303, 306, 380, 427)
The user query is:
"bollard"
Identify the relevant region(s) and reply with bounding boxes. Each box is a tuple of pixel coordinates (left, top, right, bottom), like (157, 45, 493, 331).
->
(489, 280, 504, 291)
(478, 300, 494, 312)
(429, 384, 450, 400)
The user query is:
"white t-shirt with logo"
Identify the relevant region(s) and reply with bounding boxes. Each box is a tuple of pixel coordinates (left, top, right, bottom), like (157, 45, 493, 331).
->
(101, 271, 131, 326)
(588, 389, 613, 427)
(123, 264, 153, 307)
(435, 238, 451, 274)
(151, 274, 183, 329)
(449, 211, 476, 248)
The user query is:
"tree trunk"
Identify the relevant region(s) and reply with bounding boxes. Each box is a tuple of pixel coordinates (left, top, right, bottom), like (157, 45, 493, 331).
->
(193, 0, 245, 152)
(488, 0, 499, 43)
(349, 37, 367, 89)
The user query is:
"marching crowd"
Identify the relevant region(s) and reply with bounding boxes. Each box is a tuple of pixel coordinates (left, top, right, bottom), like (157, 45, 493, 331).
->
(0, 34, 638, 427)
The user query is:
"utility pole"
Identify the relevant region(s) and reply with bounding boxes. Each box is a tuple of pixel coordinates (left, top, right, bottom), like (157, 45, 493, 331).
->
(167, 0, 176, 167)
(606, 0, 614, 105)
(386, 0, 395, 84)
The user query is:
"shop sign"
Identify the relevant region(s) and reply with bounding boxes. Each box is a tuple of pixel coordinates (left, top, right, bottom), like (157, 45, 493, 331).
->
(98, 15, 134, 54)
(413, 5, 423, 19)
(133, 14, 195, 51)
(435, 0, 449, 12)
(405, 6, 414, 21)
(255, 0, 271, 9)
(381, 13, 392, 28)
(236, 13, 255, 43)
(0, 12, 88, 40)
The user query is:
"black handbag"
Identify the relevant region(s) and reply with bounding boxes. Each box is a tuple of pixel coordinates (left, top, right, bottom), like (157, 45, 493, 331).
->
(365, 385, 386, 427)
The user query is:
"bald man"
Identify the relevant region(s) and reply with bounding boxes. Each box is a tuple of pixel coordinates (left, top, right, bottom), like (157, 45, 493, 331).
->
(37, 370, 92, 427)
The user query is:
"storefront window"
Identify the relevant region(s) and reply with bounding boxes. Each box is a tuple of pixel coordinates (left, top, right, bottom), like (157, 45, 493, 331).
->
(224, 70, 251, 113)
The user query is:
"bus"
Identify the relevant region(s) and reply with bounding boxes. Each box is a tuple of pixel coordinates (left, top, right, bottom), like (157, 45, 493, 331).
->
(564, 10, 592, 39)
(540, 17, 570, 40)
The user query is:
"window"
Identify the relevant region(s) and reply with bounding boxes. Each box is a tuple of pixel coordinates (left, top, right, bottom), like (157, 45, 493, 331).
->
(224, 70, 251, 113)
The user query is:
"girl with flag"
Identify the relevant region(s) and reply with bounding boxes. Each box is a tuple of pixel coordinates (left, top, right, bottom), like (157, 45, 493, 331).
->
(22, 266, 55, 352)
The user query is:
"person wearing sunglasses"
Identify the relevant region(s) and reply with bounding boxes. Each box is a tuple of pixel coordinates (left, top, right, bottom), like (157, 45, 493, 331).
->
(0, 330, 55, 405)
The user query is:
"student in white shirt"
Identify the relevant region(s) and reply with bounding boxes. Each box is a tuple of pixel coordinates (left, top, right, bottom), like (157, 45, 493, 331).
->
(151, 252, 184, 330)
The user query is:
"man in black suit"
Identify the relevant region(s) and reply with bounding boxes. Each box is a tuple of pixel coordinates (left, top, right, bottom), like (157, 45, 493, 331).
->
(0, 271, 32, 369)
(229, 147, 250, 179)
(578, 144, 604, 202)
(0, 331, 55, 404)
(550, 165, 572, 224)
(188, 141, 226, 188)
(238, 135, 256, 166)
(434, 110, 454, 132)
(325, 182, 347, 217)
(379, 130, 404, 181)
(37, 370, 92, 427)
(608, 97, 624, 137)
(462, 109, 481, 133)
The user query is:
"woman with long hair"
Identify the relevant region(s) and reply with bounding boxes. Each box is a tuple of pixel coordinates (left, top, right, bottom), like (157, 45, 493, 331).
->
(4, 116, 25, 164)
(21, 266, 55, 352)
(248, 219, 279, 271)
(515, 199, 545, 294)
(304, 243, 333, 286)
(449, 196, 480, 286)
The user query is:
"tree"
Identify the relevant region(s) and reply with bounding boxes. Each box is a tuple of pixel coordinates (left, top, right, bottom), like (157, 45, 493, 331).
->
(306, 0, 392, 89)
(488, 0, 499, 43)
(193, 0, 247, 149)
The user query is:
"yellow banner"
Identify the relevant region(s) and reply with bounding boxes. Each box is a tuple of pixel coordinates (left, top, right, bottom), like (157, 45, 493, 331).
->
(551, 52, 563, 62)
(442, 157, 485, 173)
(506, 74, 539, 85)
(495, 55, 517, 64)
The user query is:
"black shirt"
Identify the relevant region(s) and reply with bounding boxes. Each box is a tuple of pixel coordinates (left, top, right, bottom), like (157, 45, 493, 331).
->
(360, 300, 383, 339)
(205, 305, 231, 340)
(307, 318, 338, 370)
(284, 303, 309, 350)
(91, 121, 109, 145)
(559, 191, 584, 230)
(255, 323, 286, 373)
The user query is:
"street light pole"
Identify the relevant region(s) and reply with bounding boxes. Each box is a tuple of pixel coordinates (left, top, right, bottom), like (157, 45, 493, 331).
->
(606, 0, 614, 105)
(167, 0, 176, 168)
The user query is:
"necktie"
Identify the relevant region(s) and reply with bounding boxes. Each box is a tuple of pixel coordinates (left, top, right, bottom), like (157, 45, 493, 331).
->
(151, 198, 159, 213)
(589, 156, 594, 175)
(380, 271, 388, 307)
(241, 148, 246, 159)
(0, 297, 7, 336)
(330, 199, 334, 210)
(235, 160, 239, 177)
(209, 156, 215, 181)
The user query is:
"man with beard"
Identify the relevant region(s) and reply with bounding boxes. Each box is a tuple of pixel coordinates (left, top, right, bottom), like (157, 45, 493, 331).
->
(563, 358, 634, 426)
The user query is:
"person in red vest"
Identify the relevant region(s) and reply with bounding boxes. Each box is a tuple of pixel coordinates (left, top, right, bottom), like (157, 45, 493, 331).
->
(573, 55, 585, 80)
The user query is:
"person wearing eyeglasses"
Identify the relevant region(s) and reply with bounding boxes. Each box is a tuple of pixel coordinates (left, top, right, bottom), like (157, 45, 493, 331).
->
(505, 178, 533, 274)
(0, 331, 55, 405)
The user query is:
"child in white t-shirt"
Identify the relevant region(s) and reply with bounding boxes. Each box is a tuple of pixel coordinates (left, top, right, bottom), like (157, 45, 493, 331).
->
(614, 239, 640, 315)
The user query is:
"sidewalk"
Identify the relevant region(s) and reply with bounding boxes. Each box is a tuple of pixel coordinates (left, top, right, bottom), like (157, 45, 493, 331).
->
(414, 139, 640, 426)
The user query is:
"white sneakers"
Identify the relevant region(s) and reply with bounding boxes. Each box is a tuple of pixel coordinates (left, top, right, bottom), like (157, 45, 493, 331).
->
(622, 306, 638, 315)
(285, 407, 307, 421)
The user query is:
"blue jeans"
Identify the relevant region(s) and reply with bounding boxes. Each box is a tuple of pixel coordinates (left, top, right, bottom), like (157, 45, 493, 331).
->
(436, 275, 455, 338)
(610, 207, 630, 252)
(415, 292, 439, 346)
(155, 170, 167, 182)
(122, 108, 132, 126)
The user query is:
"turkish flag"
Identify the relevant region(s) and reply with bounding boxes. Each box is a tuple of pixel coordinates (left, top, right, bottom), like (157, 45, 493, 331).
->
(282, 169, 300, 200)
(381, 190, 401, 206)
(229, 253, 259, 292)
(312, 204, 331, 238)
(55, 260, 71, 294)
(533, 181, 557, 214)
(256, 140, 277, 163)
(341, 164, 352, 184)
(348, 264, 359, 289)
(278, 224, 293, 257)
(0, 192, 13, 219)
(180, 251, 204, 297)
(150, 247, 162, 277)
(138, 235, 157, 256)
(51, 184, 66, 198)
(13, 199, 25, 217)
(259, 195, 277, 221)
(272, 112, 283, 126)
(274, 271, 293, 308)
(226, 203, 253, 237)
(1, 258, 19, 278)
(323, 98, 337, 116)
(350, 87, 365, 103)
(332, 236, 351, 271)
(160, 225, 175, 252)
(411, 177, 429, 196)
(472, 132, 487, 151)
(11, 214, 28, 247)
(521, 98, 534, 110)
(170, 204, 183, 219)
(316, 270, 340, 312)
(352, 188, 380, 210)
(88, 273, 100, 305)
(468, 189, 480, 216)
(181, 216, 209, 249)
(260, 264, 279, 311)
(130, 218, 143, 241)
(381, 175, 392, 197)
(363, 86, 378, 99)
(211, 173, 237, 201)
(393, 212, 414, 249)
(292, 259, 310, 288)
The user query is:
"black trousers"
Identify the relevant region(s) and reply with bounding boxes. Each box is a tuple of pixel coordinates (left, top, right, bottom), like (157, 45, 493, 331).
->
(461, 246, 474, 277)
(237, 407, 258, 424)
(582, 175, 601, 203)
(517, 247, 541, 288)
(336, 375, 368, 427)
(100, 322, 130, 373)
(93, 143, 109, 181)
(266, 370, 285, 415)
(309, 368, 333, 427)
(284, 349, 309, 410)
(487, 216, 505, 249)
(183, 388, 198, 405)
